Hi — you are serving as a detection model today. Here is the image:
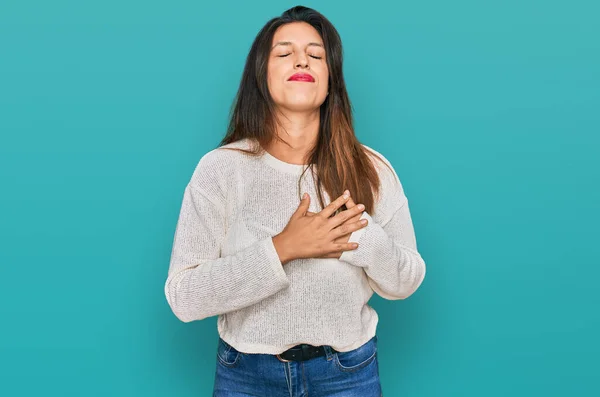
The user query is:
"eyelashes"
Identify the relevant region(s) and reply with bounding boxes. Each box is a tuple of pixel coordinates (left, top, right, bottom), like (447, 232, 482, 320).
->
(278, 53, 323, 60)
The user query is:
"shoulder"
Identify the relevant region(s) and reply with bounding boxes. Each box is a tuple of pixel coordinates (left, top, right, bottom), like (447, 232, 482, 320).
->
(191, 138, 254, 180)
(360, 143, 408, 218)
(360, 143, 403, 190)
(186, 138, 255, 198)
(196, 138, 254, 170)
(360, 143, 389, 166)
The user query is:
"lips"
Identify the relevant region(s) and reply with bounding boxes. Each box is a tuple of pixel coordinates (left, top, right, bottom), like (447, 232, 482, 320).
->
(288, 73, 315, 82)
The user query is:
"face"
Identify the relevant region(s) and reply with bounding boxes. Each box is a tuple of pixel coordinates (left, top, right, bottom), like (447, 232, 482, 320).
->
(267, 22, 329, 113)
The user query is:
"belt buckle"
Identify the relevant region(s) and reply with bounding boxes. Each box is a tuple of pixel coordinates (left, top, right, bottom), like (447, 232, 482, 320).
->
(276, 353, 292, 362)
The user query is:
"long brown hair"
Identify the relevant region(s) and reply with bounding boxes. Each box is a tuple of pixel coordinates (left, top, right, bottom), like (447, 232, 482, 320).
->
(218, 5, 391, 214)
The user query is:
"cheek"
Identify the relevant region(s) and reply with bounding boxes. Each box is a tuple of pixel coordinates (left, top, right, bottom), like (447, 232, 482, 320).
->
(267, 64, 284, 95)
(319, 69, 329, 93)
(317, 64, 329, 87)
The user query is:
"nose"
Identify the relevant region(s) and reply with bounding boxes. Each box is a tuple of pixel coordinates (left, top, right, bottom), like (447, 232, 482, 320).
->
(294, 53, 309, 69)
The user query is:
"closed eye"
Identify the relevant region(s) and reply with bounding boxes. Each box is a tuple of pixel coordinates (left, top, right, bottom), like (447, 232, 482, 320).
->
(277, 53, 323, 59)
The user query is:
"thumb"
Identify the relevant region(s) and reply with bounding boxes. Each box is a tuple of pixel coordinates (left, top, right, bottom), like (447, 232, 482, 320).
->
(293, 192, 310, 218)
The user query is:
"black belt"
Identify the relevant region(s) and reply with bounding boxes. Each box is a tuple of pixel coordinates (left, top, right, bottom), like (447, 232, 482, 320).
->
(276, 343, 337, 362)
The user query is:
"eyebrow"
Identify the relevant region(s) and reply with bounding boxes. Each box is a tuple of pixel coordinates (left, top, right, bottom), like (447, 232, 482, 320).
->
(271, 41, 324, 50)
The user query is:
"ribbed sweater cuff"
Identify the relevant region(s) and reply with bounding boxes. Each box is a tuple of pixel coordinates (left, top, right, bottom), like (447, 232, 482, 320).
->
(260, 237, 291, 288)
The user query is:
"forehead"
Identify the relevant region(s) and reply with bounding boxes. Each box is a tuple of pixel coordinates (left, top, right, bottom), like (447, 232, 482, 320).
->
(272, 22, 323, 46)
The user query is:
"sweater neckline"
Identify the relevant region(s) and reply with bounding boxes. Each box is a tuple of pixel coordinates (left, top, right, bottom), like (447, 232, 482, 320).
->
(260, 147, 312, 175)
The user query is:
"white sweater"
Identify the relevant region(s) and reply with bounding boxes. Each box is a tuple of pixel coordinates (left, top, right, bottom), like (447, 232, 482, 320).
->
(164, 138, 426, 354)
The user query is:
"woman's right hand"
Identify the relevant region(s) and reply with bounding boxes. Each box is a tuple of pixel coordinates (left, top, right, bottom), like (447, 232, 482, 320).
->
(272, 191, 368, 265)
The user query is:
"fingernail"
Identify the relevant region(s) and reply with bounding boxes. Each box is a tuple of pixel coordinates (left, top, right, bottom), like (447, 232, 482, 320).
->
(343, 190, 350, 198)
(302, 193, 308, 199)
(357, 204, 365, 210)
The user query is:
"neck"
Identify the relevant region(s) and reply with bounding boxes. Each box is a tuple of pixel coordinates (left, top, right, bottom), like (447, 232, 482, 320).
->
(265, 108, 320, 165)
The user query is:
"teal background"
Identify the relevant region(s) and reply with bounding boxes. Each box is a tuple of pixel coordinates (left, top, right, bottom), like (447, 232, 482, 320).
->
(1, 0, 598, 395)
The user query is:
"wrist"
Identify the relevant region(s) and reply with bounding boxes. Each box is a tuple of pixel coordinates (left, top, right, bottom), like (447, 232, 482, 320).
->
(272, 233, 294, 265)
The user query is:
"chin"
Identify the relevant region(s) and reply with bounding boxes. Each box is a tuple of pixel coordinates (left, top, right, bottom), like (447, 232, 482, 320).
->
(282, 103, 323, 113)
(279, 96, 326, 112)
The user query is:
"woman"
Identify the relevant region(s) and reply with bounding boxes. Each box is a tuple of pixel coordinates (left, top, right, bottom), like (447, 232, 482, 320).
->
(164, 5, 426, 396)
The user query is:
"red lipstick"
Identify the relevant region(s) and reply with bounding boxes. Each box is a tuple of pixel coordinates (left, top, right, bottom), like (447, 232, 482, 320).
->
(288, 73, 315, 82)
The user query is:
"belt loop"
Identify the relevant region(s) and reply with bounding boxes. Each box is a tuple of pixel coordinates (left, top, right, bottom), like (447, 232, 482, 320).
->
(323, 345, 335, 361)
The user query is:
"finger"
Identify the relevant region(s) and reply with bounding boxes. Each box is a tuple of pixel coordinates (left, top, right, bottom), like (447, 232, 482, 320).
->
(345, 195, 357, 209)
(332, 230, 361, 243)
(292, 193, 311, 219)
(348, 212, 363, 224)
(342, 211, 364, 227)
(319, 190, 351, 219)
(320, 252, 342, 258)
(328, 201, 365, 228)
(340, 197, 362, 225)
(321, 243, 359, 258)
(333, 218, 368, 238)
(337, 211, 362, 227)
(333, 235, 350, 244)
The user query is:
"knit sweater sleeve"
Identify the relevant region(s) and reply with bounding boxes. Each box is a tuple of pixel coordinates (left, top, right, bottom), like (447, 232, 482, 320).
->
(339, 150, 426, 300)
(164, 151, 290, 323)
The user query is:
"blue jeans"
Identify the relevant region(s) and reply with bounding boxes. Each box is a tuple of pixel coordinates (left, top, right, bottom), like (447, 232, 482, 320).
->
(213, 335, 382, 396)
